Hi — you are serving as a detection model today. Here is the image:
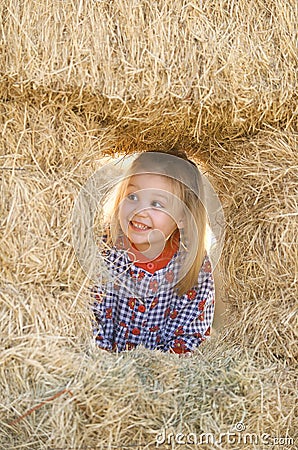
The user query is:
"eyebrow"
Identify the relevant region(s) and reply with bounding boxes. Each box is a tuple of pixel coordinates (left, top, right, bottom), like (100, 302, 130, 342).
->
(127, 184, 170, 202)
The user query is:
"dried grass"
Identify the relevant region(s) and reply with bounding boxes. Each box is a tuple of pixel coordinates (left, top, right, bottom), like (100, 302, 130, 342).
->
(1, 339, 297, 449)
(1, 0, 298, 142)
(0, 0, 297, 449)
(203, 131, 298, 361)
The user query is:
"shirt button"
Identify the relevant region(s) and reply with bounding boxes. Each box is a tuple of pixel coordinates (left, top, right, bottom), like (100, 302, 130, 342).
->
(147, 262, 154, 270)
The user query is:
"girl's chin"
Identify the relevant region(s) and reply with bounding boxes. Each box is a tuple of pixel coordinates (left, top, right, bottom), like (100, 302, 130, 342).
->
(127, 235, 150, 251)
(127, 235, 166, 254)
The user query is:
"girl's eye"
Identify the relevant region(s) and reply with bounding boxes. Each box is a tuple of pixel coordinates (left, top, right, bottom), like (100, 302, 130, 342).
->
(152, 201, 164, 208)
(127, 193, 138, 201)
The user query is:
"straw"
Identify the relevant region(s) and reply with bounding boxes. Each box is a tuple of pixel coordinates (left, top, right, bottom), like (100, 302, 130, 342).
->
(1, 0, 297, 448)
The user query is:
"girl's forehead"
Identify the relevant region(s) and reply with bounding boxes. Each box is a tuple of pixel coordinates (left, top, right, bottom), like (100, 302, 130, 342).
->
(127, 173, 174, 191)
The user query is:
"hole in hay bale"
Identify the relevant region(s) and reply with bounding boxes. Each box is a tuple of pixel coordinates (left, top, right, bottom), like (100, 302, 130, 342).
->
(72, 147, 227, 351)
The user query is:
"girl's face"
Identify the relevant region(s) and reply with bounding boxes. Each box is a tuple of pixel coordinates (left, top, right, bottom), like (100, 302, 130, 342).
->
(118, 174, 184, 255)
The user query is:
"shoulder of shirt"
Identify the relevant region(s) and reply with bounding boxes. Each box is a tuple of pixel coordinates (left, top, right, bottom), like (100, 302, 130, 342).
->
(197, 254, 214, 285)
(100, 226, 110, 243)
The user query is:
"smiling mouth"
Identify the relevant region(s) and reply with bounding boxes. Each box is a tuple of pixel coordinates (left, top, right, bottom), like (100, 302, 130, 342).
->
(129, 220, 151, 231)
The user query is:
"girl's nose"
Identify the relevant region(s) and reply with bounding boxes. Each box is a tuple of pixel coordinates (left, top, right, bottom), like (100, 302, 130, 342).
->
(133, 207, 149, 218)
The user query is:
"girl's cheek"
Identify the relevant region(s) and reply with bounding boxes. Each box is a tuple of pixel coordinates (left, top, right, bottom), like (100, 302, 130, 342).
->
(119, 201, 132, 219)
(118, 204, 129, 231)
(150, 209, 162, 223)
(153, 209, 176, 225)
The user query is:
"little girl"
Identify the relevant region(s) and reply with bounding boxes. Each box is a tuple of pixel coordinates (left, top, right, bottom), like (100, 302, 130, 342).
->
(91, 150, 215, 354)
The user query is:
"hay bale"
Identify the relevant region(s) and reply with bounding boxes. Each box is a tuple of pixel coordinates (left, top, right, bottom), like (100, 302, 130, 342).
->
(203, 131, 298, 362)
(1, 0, 297, 141)
(1, 102, 297, 450)
(0, 0, 297, 448)
(1, 340, 297, 448)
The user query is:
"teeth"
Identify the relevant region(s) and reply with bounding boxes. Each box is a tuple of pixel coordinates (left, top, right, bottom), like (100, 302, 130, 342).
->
(132, 221, 149, 230)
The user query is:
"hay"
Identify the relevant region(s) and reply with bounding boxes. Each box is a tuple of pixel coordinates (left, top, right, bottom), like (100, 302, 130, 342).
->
(1, 340, 297, 449)
(1, 0, 297, 142)
(201, 131, 298, 362)
(0, 0, 297, 448)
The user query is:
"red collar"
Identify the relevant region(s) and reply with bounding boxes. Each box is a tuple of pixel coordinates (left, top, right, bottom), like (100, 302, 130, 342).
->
(119, 230, 180, 274)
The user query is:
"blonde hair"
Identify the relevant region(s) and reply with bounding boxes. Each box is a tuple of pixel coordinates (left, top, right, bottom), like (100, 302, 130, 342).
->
(107, 150, 207, 296)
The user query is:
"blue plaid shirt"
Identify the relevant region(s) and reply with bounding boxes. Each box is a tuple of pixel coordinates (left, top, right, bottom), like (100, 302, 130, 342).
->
(91, 245, 215, 353)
